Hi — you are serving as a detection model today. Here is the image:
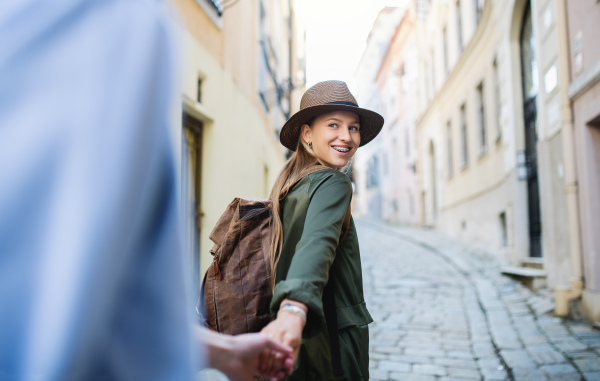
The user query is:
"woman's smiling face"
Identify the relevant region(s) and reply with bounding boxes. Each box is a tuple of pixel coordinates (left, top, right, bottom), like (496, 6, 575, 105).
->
(301, 110, 361, 170)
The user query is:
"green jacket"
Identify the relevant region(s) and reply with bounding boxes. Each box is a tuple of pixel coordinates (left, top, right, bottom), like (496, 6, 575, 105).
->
(271, 169, 373, 381)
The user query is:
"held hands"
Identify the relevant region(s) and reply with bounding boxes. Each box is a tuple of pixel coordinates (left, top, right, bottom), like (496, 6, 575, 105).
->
(260, 299, 307, 374)
(198, 327, 294, 381)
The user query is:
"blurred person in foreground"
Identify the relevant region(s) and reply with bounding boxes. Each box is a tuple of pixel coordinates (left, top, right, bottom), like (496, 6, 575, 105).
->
(0, 0, 292, 380)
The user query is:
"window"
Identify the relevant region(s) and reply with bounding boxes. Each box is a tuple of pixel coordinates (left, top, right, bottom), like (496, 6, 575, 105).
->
(424, 60, 432, 101)
(474, 0, 483, 25)
(460, 103, 468, 168)
(429, 141, 437, 216)
(403, 46, 418, 93)
(476, 81, 487, 154)
(366, 156, 380, 188)
(392, 137, 398, 174)
(417, 0, 430, 19)
(493, 58, 501, 140)
(207, 0, 223, 15)
(446, 120, 454, 178)
(443, 26, 449, 76)
(430, 50, 436, 94)
(405, 126, 411, 158)
(400, 63, 408, 93)
(383, 152, 389, 176)
(456, 0, 464, 54)
(197, 78, 203, 103)
(258, 0, 269, 111)
(196, 0, 224, 27)
(499, 211, 508, 247)
(386, 76, 398, 117)
(520, 4, 539, 100)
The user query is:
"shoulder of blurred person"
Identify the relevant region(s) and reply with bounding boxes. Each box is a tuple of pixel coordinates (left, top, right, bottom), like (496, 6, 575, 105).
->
(0, 0, 198, 379)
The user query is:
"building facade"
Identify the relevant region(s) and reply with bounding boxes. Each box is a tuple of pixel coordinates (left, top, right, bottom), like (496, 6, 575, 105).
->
(565, 0, 600, 323)
(414, 0, 598, 322)
(354, 7, 407, 221)
(373, 6, 421, 225)
(169, 0, 304, 296)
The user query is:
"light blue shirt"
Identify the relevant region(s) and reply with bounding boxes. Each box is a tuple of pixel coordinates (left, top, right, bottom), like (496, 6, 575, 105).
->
(0, 0, 196, 379)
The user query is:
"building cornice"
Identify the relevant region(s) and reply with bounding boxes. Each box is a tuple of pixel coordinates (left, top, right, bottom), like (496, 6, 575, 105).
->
(568, 59, 600, 101)
(182, 94, 214, 123)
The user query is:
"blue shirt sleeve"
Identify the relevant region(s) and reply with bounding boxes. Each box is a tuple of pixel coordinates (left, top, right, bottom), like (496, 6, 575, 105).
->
(0, 0, 197, 379)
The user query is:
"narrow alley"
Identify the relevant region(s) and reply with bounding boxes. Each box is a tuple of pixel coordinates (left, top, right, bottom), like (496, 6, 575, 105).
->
(359, 219, 600, 381)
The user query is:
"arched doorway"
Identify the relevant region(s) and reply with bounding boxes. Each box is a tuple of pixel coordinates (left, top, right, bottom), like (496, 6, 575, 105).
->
(520, 2, 542, 258)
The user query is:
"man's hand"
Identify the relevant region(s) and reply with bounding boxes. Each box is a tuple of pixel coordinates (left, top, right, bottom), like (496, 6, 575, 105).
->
(198, 327, 294, 381)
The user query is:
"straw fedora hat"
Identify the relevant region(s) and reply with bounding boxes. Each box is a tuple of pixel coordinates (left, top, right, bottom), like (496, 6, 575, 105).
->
(279, 80, 384, 151)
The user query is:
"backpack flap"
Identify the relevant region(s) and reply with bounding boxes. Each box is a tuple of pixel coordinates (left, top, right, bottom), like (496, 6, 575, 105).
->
(202, 198, 274, 335)
(209, 198, 241, 250)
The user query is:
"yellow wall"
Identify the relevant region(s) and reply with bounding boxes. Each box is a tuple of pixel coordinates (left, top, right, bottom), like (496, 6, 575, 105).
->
(177, 27, 285, 273)
(168, 0, 292, 281)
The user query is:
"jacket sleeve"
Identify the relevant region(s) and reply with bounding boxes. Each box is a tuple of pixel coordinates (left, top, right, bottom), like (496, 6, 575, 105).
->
(271, 172, 352, 336)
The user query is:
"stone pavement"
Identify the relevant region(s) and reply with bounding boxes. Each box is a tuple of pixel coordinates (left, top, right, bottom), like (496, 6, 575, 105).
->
(358, 218, 600, 381)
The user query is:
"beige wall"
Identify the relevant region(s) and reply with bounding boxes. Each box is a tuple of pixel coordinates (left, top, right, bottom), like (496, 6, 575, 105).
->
(567, 0, 600, 303)
(414, 0, 578, 290)
(572, 72, 600, 321)
(416, 1, 524, 253)
(566, 0, 600, 79)
(537, 131, 571, 287)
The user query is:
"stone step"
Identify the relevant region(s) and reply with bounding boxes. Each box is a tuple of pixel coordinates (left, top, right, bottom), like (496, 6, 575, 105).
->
(521, 258, 544, 270)
(501, 266, 547, 290)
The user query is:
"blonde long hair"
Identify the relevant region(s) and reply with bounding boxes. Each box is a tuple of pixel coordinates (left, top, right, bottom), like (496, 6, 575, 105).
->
(268, 133, 318, 289)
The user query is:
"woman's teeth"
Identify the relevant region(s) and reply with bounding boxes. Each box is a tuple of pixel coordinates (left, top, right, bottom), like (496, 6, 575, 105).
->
(332, 146, 350, 152)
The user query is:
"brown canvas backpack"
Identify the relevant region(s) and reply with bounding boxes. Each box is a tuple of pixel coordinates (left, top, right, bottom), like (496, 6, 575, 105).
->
(197, 166, 351, 335)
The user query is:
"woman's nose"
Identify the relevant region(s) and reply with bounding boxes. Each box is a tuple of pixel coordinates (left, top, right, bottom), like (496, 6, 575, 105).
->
(339, 127, 351, 141)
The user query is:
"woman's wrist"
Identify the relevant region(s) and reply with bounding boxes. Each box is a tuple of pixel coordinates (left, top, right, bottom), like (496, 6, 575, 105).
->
(279, 299, 307, 313)
(278, 299, 308, 327)
(279, 304, 307, 323)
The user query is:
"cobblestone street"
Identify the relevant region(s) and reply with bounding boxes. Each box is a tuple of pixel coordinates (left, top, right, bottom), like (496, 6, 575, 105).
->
(358, 219, 600, 381)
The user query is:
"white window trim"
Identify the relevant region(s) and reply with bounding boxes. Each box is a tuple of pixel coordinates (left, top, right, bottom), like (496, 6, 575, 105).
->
(194, 0, 223, 29)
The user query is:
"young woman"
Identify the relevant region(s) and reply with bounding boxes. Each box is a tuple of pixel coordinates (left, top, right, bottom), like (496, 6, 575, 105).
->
(261, 80, 384, 380)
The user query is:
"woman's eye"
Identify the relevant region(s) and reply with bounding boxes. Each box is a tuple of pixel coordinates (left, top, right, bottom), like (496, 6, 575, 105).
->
(350, 126, 360, 131)
(328, 123, 338, 128)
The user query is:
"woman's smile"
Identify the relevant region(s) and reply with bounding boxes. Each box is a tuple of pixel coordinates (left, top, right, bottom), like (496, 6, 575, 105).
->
(331, 145, 351, 154)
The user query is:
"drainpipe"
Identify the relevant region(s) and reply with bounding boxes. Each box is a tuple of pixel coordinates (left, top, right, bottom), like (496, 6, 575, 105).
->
(553, 0, 584, 317)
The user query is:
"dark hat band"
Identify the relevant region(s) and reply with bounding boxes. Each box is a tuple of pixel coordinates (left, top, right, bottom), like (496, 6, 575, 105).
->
(325, 101, 358, 107)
